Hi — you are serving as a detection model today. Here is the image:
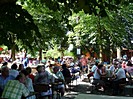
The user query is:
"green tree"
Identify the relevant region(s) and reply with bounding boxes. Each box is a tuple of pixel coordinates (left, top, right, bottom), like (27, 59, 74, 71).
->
(0, 2, 41, 60)
(18, 0, 70, 59)
(68, 6, 133, 62)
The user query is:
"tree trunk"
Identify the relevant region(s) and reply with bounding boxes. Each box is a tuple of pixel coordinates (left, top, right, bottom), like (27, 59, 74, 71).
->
(117, 47, 121, 59)
(61, 50, 64, 57)
(97, 15, 103, 63)
(11, 44, 15, 61)
(99, 45, 102, 63)
(39, 49, 42, 63)
(110, 48, 113, 63)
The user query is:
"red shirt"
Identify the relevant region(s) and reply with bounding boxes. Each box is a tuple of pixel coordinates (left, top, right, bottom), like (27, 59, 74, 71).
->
(28, 74, 35, 83)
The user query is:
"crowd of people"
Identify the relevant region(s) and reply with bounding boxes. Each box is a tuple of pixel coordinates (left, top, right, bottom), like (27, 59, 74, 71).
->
(89, 58, 133, 95)
(0, 55, 133, 98)
(0, 55, 88, 99)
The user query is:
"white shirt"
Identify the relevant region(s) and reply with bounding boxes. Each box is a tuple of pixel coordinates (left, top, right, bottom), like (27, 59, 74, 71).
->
(93, 68, 102, 79)
(109, 65, 115, 72)
(25, 77, 36, 99)
(70, 62, 75, 67)
(91, 65, 97, 72)
(115, 68, 126, 80)
(9, 69, 19, 78)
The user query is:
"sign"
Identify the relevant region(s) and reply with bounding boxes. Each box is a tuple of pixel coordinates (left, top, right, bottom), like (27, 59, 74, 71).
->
(77, 48, 81, 55)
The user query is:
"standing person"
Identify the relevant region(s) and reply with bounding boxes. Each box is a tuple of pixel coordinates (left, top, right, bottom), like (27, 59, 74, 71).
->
(1, 73, 30, 99)
(61, 64, 72, 85)
(23, 56, 29, 68)
(80, 55, 88, 73)
(0, 66, 15, 96)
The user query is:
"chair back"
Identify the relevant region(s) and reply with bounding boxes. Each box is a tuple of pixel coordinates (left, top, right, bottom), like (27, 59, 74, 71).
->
(33, 84, 49, 92)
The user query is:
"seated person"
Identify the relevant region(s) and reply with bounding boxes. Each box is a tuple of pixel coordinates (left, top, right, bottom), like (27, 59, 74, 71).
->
(0, 66, 15, 96)
(21, 69, 36, 99)
(109, 62, 118, 76)
(87, 62, 98, 79)
(18, 64, 24, 72)
(53, 66, 65, 96)
(1, 73, 30, 99)
(101, 66, 108, 80)
(69, 60, 80, 76)
(26, 67, 35, 83)
(45, 64, 54, 75)
(111, 64, 126, 95)
(93, 63, 106, 91)
(34, 64, 52, 99)
(9, 63, 19, 78)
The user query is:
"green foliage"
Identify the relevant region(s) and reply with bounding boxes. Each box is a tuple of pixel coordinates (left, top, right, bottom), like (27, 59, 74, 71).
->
(46, 49, 61, 58)
(68, 4, 133, 58)
(39, 0, 131, 17)
(18, 0, 70, 52)
(120, 3, 133, 49)
(45, 48, 74, 58)
(0, 0, 132, 59)
(0, 3, 41, 51)
(64, 50, 74, 57)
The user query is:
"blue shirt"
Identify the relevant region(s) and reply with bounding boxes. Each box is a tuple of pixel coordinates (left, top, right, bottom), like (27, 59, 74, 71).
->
(0, 75, 15, 91)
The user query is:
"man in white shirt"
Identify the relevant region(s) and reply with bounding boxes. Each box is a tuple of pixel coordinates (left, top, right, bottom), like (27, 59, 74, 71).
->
(91, 62, 98, 73)
(112, 64, 126, 95)
(87, 62, 98, 79)
(9, 63, 19, 78)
